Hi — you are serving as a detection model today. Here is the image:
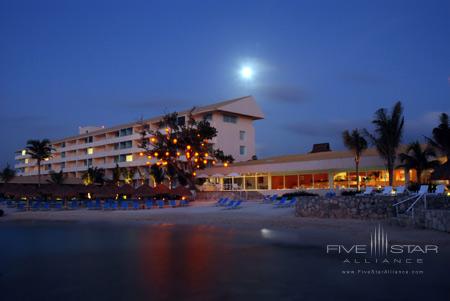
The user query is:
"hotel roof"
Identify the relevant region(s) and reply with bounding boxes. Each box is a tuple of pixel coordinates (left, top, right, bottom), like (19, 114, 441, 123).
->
(47, 95, 263, 144)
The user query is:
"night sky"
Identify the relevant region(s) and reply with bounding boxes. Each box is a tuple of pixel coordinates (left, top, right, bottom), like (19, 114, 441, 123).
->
(1, 0, 449, 168)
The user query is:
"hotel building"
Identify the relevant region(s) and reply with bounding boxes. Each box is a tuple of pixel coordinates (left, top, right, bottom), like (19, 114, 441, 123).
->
(14, 96, 264, 181)
(14, 95, 424, 191)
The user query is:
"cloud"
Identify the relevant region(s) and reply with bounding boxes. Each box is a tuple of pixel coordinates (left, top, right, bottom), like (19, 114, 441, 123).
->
(259, 85, 308, 104)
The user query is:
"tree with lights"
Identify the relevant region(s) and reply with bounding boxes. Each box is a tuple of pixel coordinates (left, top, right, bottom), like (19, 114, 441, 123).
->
(139, 110, 234, 190)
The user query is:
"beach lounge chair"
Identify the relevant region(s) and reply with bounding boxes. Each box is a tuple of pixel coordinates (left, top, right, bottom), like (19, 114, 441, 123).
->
(87, 200, 94, 210)
(132, 200, 140, 210)
(284, 198, 297, 207)
(433, 185, 446, 195)
(111, 201, 118, 210)
(361, 187, 374, 196)
(17, 202, 26, 211)
(380, 186, 393, 196)
(215, 198, 227, 206)
(223, 200, 236, 209)
(120, 201, 128, 210)
(94, 200, 102, 210)
(69, 200, 78, 210)
(180, 200, 189, 206)
(416, 185, 429, 195)
(145, 200, 154, 209)
(41, 201, 50, 211)
(169, 200, 177, 208)
(7, 200, 15, 208)
(229, 200, 242, 209)
(396, 186, 407, 195)
(54, 202, 63, 210)
(31, 201, 40, 211)
(157, 200, 164, 208)
(273, 197, 287, 208)
(103, 200, 111, 210)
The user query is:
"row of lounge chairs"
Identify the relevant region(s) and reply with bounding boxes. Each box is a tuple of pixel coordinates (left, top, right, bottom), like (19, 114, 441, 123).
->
(263, 195, 297, 208)
(215, 198, 243, 209)
(361, 184, 447, 196)
(0, 199, 189, 211)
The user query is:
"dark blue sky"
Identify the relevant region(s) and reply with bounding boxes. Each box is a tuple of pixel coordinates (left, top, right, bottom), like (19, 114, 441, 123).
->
(1, 0, 449, 168)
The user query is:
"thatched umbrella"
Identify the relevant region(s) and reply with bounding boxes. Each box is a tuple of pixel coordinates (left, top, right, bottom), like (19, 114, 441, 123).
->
(1, 184, 37, 198)
(171, 186, 193, 199)
(94, 184, 119, 199)
(39, 184, 77, 198)
(133, 185, 155, 198)
(119, 184, 135, 196)
(153, 184, 170, 195)
(431, 161, 450, 181)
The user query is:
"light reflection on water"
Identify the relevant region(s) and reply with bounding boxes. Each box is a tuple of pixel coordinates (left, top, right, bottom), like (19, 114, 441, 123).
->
(0, 222, 447, 301)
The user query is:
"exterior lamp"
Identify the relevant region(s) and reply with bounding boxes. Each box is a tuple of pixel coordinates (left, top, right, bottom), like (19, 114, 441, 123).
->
(154, 152, 159, 157)
(187, 145, 191, 150)
(224, 162, 229, 167)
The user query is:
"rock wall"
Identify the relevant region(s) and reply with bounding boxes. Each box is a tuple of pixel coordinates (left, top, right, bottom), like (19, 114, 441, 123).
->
(294, 196, 399, 219)
(411, 209, 450, 233)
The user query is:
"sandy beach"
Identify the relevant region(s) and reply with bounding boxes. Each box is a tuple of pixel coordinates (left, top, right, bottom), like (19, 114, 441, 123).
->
(2, 201, 449, 246)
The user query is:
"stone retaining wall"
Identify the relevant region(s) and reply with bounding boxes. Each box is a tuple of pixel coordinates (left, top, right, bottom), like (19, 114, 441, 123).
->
(295, 196, 397, 219)
(411, 209, 450, 233)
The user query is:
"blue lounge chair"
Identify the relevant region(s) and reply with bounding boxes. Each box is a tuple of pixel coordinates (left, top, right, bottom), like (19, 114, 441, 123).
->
(16, 202, 26, 211)
(111, 201, 118, 210)
(283, 198, 297, 208)
(215, 197, 227, 206)
(87, 200, 94, 210)
(7, 200, 15, 208)
(157, 200, 164, 208)
(120, 201, 128, 210)
(220, 198, 232, 207)
(41, 202, 50, 211)
(223, 200, 236, 209)
(54, 202, 64, 210)
(69, 200, 78, 210)
(180, 200, 189, 206)
(31, 201, 40, 211)
(169, 200, 177, 208)
(132, 200, 139, 210)
(225, 200, 242, 209)
(103, 200, 111, 210)
(145, 200, 154, 209)
(273, 197, 287, 208)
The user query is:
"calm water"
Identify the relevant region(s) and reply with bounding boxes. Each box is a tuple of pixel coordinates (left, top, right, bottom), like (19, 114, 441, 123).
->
(0, 222, 448, 301)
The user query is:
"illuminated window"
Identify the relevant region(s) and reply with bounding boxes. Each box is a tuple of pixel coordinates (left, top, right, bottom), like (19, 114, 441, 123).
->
(87, 148, 94, 155)
(126, 154, 133, 162)
(25, 158, 29, 164)
(21, 150, 26, 156)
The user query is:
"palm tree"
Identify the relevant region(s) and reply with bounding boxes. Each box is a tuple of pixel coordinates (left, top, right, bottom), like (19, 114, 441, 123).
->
(48, 170, 66, 185)
(364, 101, 404, 186)
(82, 167, 105, 185)
(25, 139, 54, 187)
(0, 164, 16, 183)
(397, 141, 439, 184)
(426, 113, 450, 160)
(150, 164, 165, 185)
(112, 164, 121, 186)
(342, 129, 368, 191)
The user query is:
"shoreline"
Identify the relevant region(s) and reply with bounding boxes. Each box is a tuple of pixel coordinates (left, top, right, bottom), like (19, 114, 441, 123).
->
(2, 201, 449, 246)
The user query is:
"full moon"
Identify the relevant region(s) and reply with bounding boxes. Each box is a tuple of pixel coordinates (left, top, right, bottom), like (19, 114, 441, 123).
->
(240, 66, 253, 79)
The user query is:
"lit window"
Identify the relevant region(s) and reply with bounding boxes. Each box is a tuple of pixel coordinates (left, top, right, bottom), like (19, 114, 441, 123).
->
(25, 158, 29, 164)
(126, 154, 133, 162)
(87, 148, 94, 155)
(240, 146, 246, 155)
(21, 150, 26, 156)
(223, 114, 237, 123)
(239, 130, 246, 141)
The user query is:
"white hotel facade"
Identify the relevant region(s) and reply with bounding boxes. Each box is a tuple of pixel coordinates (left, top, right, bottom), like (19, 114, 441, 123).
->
(14, 95, 419, 191)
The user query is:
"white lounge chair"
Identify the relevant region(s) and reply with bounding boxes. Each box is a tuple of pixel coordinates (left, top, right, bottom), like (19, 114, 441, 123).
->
(380, 186, 393, 196)
(416, 185, 429, 195)
(395, 186, 407, 195)
(433, 185, 446, 195)
(361, 187, 374, 195)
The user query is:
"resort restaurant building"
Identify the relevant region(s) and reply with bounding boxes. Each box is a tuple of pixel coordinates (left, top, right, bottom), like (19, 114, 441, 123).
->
(200, 146, 418, 193)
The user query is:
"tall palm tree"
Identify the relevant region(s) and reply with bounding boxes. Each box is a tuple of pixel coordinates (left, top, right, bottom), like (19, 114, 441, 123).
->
(397, 141, 439, 184)
(364, 101, 404, 186)
(25, 139, 54, 187)
(48, 170, 66, 185)
(342, 129, 368, 191)
(426, 113, 450, 160)
(0, 164, 16, 183)
(82, 167, 105, 185)
(150, 164, 165, 185)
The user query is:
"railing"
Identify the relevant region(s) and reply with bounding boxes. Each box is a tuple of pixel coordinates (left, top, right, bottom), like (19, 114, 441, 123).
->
(393, 193, 427, 219)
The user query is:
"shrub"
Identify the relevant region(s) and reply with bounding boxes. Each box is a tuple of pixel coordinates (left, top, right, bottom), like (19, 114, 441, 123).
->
(282, 190, 318, 198)
(407, 182, 421, 193)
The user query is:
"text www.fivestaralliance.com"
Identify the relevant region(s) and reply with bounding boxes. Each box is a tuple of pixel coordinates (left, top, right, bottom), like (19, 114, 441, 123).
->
(341, 269, 424, 275)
